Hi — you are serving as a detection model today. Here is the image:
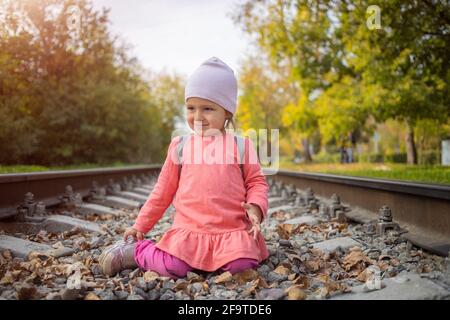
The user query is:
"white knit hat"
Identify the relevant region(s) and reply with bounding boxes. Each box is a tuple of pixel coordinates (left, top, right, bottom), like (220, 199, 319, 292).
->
(185, 57, 238, 114)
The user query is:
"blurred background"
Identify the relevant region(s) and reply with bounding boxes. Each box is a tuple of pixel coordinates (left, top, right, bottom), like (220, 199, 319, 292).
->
(0, 0, 449, 184)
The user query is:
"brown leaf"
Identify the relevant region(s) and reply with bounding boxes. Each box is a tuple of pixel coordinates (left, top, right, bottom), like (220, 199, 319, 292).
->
(288, 273, 297, 281)
(233, 269, 259, 285)
(273, 265, 290, 276)
(309, 248, 324, 257)
(2, 249, 12, 260)
(225, 282, 238, 290)
(293, 275, 309, 288)
(187, 272, 204, 283)
(85, 292, 101, 300)
(356, 267, 372, 282)
(16, 284, 42, 300)
(241, 281, 258, 297)
(316, 274, 329, 283)
(390, 258, 400, 267)
(268, 282, 279, 288)
(255, 277, 269, 289)
(276, 224, 300, 239)
(51, 264, 69, 276)
(0, 271, 15, 285)
(324, 280, 349, 293)
(174, 281, 189, 291)
(27, 251, 51, 261)
(305, 259, 321, 272)
(76, 240, 90, 251)
(377, 261, 390, 271)
(417, 264, 432, 273)
(316, 286, 330, 299)
(286, 286, 306, 300)
(343, 249, 375, 272)
(214, 271, 233, 284)
(271, 211, 289, 220)
(143, 271, 160, 282)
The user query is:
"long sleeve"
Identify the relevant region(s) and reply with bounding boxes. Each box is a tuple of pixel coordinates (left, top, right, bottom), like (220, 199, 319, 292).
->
(242, 137, 269, 222)
(133, 136, 181, 234)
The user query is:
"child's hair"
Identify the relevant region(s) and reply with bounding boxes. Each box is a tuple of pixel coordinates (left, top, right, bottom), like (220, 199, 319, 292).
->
(225, 114, 236, 130)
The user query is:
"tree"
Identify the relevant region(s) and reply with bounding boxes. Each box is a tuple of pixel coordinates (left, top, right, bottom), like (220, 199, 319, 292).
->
(0, 0, 185, 166)
(236, 55, 289, 159)
(232, 0, 351, 162)
(336, 0, 450, 164)
(232, 0, 450, 165)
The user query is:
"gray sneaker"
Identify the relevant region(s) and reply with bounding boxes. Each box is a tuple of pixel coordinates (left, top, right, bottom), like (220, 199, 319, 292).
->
(98, 239, 137, 276)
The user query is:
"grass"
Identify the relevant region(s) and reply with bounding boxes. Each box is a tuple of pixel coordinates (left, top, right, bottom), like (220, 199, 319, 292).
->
(0, 162, 149, 174)
(2, 161, 449, 185)
(278, 162, 450, 185)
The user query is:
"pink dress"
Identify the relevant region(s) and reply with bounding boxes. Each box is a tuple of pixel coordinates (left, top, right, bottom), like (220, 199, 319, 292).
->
(133, 131, 269, 271)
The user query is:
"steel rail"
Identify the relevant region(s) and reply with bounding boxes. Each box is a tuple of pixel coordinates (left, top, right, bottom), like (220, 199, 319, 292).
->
(270, 169, 450, 256)
(0, 165, 161, 219)
(1, 166, 448, 255)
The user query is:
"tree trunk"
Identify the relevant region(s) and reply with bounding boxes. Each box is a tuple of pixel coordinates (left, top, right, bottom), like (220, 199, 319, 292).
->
(406, 121, 417, 165)
(302, 137, 313, 162)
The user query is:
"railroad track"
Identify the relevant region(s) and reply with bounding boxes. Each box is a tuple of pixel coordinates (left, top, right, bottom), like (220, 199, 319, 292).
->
(0, 166, 449, 300)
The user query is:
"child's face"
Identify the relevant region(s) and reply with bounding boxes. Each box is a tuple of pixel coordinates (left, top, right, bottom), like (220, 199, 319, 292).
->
(186, 97, 231, 136)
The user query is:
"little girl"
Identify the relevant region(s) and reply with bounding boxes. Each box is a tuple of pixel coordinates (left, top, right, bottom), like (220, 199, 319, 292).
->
(99, 57, 269, 278)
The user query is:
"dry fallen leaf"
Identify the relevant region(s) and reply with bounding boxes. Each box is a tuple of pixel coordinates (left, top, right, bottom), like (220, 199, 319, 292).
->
(305, 258, 321, 272)
(343, 249, 375, 275)
(286, 286, 306, 300)
(325, 280, 349, 294)
(390, 258, 400, 267)
(143, 271, 160, 282)
(276, 224, 300, 239)
(174, 280, 189, 291)
(417, 264, 432, 273)
(356, 267, 373, 282)
(316, 274, 329, 283)
(273, 265, 290, 276)
(288, 273, 297, 281)
(225, 282, 238, 290)
(309, 248, 324, 256)
(85, 292, 101, 300)
(0, 271, 15, 285)
(214, 271, 233, 284)
(2, 250, 12, 260)
(16, 284, 42, 300)
(233, 269, 259, 285)
(187, 272, 204, 283)
(293, 275, 309, 289)
(271, 211, 290, 220)
(241, 281, 258, 297)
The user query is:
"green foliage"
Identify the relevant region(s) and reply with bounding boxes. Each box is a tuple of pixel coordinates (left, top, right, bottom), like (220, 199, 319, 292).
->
(0, 0, 184, 166)
(236, 55, 285, 132)
(338, 0, 450, 125)
(232, 0, 450, 165)
(279, 162, 450, 185)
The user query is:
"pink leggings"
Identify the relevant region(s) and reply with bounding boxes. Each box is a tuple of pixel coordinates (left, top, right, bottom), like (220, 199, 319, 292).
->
(134, 240, 259, 278)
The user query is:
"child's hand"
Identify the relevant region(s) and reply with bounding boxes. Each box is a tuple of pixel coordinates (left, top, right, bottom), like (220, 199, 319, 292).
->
(241, 202, 262, 240)
(123, 227, 145, 242)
